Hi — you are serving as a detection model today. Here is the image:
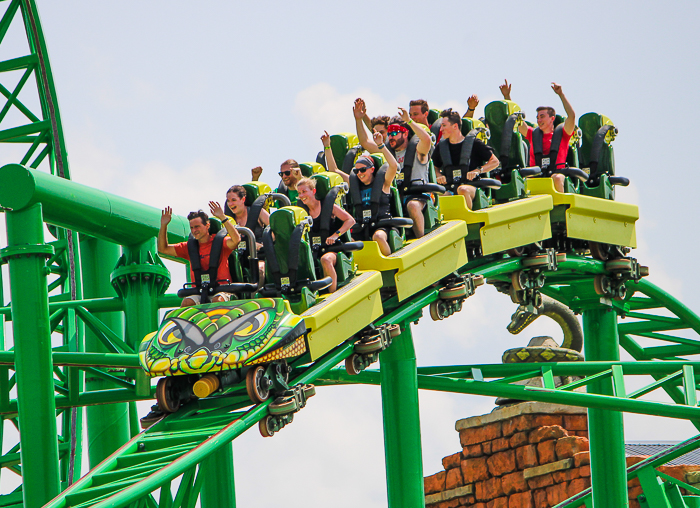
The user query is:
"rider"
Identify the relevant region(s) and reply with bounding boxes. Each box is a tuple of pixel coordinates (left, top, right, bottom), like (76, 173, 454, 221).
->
(225, 185, 269, 285)
(158, 202, 241, 306)
(432, 108, 500, 210)
(324, 128, 400, 257)
(499, 80, 576, 193)
(296, 162, 355, 293)
(353, 99, 434, 238)
(251, 159, 303, 204)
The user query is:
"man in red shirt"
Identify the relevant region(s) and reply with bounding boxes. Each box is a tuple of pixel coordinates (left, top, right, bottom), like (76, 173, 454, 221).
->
(501, 81, 576, 193)
(158, 201, 241, 307)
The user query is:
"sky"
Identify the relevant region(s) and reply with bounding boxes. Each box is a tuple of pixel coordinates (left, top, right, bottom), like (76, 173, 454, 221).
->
(1, 1, 700, 505)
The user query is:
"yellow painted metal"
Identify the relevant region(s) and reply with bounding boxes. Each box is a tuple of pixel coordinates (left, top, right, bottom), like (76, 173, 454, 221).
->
(353, 221, 468, 301)
(504, 100, 522, 115)
(301, 162, 325, 174)
(245, 181, 272, 195)
(280, 205, 311, 225)
(439, 195, 553, 255)
(335, 132, 359, 147)
(313, 171, 345, 188)
(527, 178, 638, 247)
(301, 271, 383, 359)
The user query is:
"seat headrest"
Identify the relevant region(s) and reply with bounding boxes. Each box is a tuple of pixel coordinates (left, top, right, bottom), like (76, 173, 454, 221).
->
(269, 206, 311, 240)
(299, 162, 325, 177)
(242, 181, 272, 206)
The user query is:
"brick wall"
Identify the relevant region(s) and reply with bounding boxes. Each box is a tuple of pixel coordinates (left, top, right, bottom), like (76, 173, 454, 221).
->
(423, 402, 700, 508)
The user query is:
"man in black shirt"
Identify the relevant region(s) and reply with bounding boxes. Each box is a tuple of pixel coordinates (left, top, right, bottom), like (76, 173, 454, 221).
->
(432, 109, 500, 210)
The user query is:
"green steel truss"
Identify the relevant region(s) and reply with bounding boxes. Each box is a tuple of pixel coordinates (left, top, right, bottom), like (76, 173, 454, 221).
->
(2, 2, 700, 508)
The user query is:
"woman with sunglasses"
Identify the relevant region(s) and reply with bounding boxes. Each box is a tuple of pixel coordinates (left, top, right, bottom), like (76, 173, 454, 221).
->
(296, 172, 355, 293)
(322, 129, 400, 256)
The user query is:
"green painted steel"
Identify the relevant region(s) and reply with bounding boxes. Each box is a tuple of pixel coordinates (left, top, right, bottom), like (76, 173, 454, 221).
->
(0, 164, 190, 246)
(583, 308, 628, 508)
(380, 323, 424, 508)
(200, 446, 236, 508)
(80, 238, 131, 468)
(4, 203, 60, 507)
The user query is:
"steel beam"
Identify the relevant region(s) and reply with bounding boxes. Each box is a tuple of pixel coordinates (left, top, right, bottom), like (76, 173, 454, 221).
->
(2, 203, 60, 507)
(200, 445, 236, 508)
(380, 323, 424, 508)
(80, 237, 131, 468)
(584, 307, 628, 508)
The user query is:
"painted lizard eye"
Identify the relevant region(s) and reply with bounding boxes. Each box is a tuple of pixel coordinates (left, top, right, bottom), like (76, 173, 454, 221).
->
(233, 309, 270, 339)
(158, 324, 182, 348)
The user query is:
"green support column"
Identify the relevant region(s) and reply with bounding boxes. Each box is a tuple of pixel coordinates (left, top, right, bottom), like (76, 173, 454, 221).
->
(111, 239, 170, 397)
(2, 203, 60, 507)
(80, 237, 131, 466)
(584, 307, 628, 508)
(379, 322, 424, 508)
(200, 445, 236, 508)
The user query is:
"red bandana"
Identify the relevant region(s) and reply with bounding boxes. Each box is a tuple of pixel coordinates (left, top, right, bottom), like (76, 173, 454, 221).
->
(387, 124, 409, 134)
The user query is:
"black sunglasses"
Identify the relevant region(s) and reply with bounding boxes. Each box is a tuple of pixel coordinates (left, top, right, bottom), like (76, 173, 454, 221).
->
(278, 170, 292, 177)
(353, 166, 371, 174)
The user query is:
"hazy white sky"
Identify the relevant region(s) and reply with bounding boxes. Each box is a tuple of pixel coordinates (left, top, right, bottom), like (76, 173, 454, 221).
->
(1, 1, 700, 505)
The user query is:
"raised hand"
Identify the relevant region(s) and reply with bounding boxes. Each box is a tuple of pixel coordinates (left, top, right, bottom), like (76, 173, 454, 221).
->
(251, 166, 263, 180)
(161, 207, 172, 227)
(209, 201, 225, 220)
(321, 130, 331, 148)
(353, 98, 366, 119)
(398, 106, 410, 123)
(467, 95, 479, 110)
(499, 79, 512, 100)
(551, 82, 563, 96)
(373, 131, 384, 146)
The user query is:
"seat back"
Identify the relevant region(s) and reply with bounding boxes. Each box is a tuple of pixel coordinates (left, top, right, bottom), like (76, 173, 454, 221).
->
(242, 181, 271, 206)
(427, 109, 441, 126)
(461, 117, 489, 143)
(552, 116, 581, 169)
(316, 132, 360, 170)
(484, 100, 529, 171)
(265, 207, 316, 283)
(299, 162, 325, 178)
(578, 113, 616, 182)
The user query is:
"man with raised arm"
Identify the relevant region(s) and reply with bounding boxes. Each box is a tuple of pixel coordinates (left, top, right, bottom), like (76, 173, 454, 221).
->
(250, 159, 303, 204)
(432, 108, 500, 210)
(353, 98, 434, 238)
(408, 96, 480, 128)
(500, 80, 576, 193)
(158, 202, 241, 307)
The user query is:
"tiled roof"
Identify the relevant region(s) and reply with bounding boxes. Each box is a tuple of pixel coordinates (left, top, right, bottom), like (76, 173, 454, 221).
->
(626, 443, 700, 466)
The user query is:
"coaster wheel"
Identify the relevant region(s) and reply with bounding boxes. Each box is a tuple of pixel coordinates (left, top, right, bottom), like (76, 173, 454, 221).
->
(388, 324, 401, 337)
(511, 270, 527, 292)
(429, 301, 446, 321)
(156, 377, 181, 414)
(606, 258, 633, 272)
(506, 247, 525, 258)
(593, 274, 610, 296)
(614, 285, 628, 302)
(522, 254, 549, 268)
(345, 354, 363, 376)
(473, 274, 485, 287)
(246, 365, 270, 404)
(509, 285, 522, 304)
(259, 416, 276, 438)
(439, 283, 467, 300)
(589, 242, 610, 261)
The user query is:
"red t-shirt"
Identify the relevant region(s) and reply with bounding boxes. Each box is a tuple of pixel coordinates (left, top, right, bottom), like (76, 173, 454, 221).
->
(174, 236, 234, 283)
(526, 126, 573, 169)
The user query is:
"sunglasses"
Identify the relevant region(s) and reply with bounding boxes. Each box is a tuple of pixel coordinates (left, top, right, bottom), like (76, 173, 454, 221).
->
(353, 166, 371, 174)
(278, 170, 292, 177)
(387, 132, 400, 137)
